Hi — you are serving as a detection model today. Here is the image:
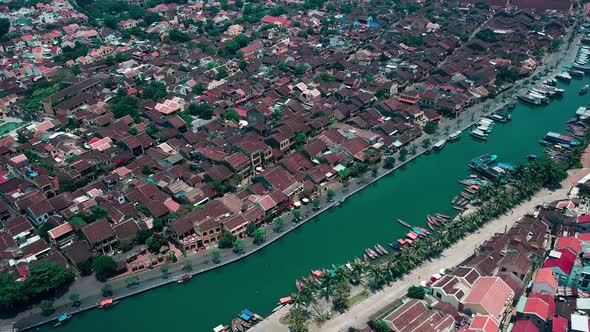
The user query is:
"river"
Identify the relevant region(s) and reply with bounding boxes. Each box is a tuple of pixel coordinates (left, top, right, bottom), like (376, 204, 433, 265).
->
(37, 77, 588, 332)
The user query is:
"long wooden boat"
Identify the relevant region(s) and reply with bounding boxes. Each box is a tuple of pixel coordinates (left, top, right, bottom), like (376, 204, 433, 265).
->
(369, 248, 380, 257)
(398, 219, 412, 228)
(427, 222, 436, 231)
(377, 244, 389, 255)
(436, 213, 450, 220)
(232, 319, 243, 332)
(451, 196, 460, 204)
(374, 245, 384, 255)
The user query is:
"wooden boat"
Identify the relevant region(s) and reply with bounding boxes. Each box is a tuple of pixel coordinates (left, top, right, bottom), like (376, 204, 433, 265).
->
(214, 324, 230, 332)
(346, 262, 353, 271)
(461, 191, 472, 199)
(377, 244, 389, 255)
(427, 222, 436, 231)
(374, 245, 384, 256)
(177, 273, 192, 283)
(451, 196, 460, 204)
(354, 257, 363, 265)
(398, 219, 412, 228)
(436, 213, 450, 220)
(364, 249, 375, 259)
(452, 205, 465, 211)
(231, 319, 243, 332)
(369, 248, 379, 257)
(54, 313, 71, 327)
(295, 279, 303, 291)
(98, 299, 118, 309)
(364, 255, 371, 265)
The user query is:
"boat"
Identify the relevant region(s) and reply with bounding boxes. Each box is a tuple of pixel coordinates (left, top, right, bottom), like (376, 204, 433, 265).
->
(470, 129, 488, 140)
(451, 196, 460, 204)
(377, 244, 389, 255)
(556, 72, 572, 82)
(214, 324, 230, 332)
(489, 113, 510, 123)
(54, 313, 71, 327)
(365, 248, 376, 259)
(448, 131, 462, 141)
(398, 219, 412, 228)
(177, 273, 192, 283)
(507, 100, 517, 109)
(232, 319, 243, 332)
(98, 299, 118, 309)
(369, 248, 380, 257)
(433, 139, 447, 150)
(374, 245, 384, 255)
(543, 132, 579, 146)
(518, 93, 543, 105)
(568, 68, 585, 77)
(469, 154, 497, 169)
(580, 85, 589, 95)
(435, 213, 450, 220)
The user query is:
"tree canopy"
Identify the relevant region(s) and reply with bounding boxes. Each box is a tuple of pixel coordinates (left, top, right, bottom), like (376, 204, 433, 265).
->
(92, 255, 117, 281)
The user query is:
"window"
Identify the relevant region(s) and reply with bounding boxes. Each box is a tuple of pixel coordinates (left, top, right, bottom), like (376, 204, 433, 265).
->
(501, 267, 507, 272)
(436, 292, 441, 299)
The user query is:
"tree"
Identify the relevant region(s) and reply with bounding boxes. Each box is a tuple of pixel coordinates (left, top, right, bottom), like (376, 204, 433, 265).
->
(288, 305, 309, 332)
(101, 283, 113, 297)
(246, 223, 257, 237)
(92, 255, 117, 281)
(103, 15, 118, 29)
(424, 121, 438, 134)
(225, 109, 241, 121)
(407, 285, 426, 299)
(144, 12, 162, 25)
(368, 320, 390, 332)
(273, 217, 284, 233)
(146, 233, 168, 253)
(0, 18, 9, 39)
(169, 29, 191, 43)
(383, 157, 396, 169)
(183, 260, 193, 272)
(332, 282, 351, 313)
(233, 239, 246, 254)
(295, 132, 307, 147)
(69, 293, 80, 306)
(327, 189, 336, 202)
(25, 262, 75, 299)
(475, 28, 497, 43)
(160, 265, 169, 279)
(124, 275, 139, 287)
(400, 149, 409, 161)
(312, 198, 320, 211)
(409, 145, 418, 155)
(253, 228, 266, 245)
(422, 138, 431, 149)
(188, 102, 213, 119)
(192, 83, 205, 95)
(40, 300, 54, 315)
(211, 249, 221, 264)
(218, 231, 236, 248)
(142, 81, 167, 101)
(292, 209, 302, 222)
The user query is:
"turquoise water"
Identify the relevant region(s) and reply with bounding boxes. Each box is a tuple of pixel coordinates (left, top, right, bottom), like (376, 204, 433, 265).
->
(39, 78, 589, 332)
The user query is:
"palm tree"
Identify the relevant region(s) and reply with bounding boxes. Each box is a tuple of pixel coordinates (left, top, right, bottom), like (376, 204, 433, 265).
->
(318, 271, 334, 300)
(367, 265, 386, 290)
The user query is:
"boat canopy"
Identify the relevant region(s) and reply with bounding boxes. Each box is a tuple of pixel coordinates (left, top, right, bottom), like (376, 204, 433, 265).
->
(100, 299, 113, 306)
(240, 313, 251, 321)
(58, 314, 69, 322)
(312, 270, 322, 277)
(213, 325, 226, 332)
(406, 239, 414, 244)
(279, 296, 292, 304)
(397, 239, 406, 245)
(407, 232, 418, 240)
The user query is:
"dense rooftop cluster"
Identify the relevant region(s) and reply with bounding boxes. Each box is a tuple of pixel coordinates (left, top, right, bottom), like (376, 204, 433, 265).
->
(0, 0, 577, 289)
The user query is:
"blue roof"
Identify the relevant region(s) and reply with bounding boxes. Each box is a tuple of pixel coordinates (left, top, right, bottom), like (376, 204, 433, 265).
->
(240, 313, 251, 321)
(242, 309, 254, 317)
(58, 314, 69, 322)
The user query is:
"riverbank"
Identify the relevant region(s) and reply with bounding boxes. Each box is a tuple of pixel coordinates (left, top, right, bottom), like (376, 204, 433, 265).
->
(15, 26, 582, 332)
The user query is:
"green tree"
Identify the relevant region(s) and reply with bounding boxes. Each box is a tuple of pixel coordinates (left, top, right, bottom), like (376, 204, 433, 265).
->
(169, 29, 191, 43)
(192, 83, 205, 95)
(233, 239, 246, 254)
(124, 275, 139, 287)
(146, 124, 159, 136)
(25, 262, 75, 299)
(39, 300, 54, 315)
(292, 209, 302, 222)
(253, 228, 266, 245)
(142, 81, 167, 101)
(144, 12, 162, 25)
(399, 149, 409, 161)
(69, 293, 80, 306)
(103, 15, 118, 29)
(160, 265, 169, 279)
(383, 157, 396, 169)
(424, 121, 437, 134)
(225, 109, 241, 121)
(245, 223, 257, 237)
(101, 283, 113, 297)
(326, 189, 336, 202)
(273, 217, 284, 233)
(407, 285, 426, 299)
(183, 260, 193, 272)
(295, 132, 307, 147)
(92, 255, 117, 281)
(218, 231, 236, 248)
(312, 198, 320, 211)
(211, 249, 221, 264)
(188, 102, 213, 119)
(288, 305, 309, 332)
(146, 233, 168, 253)
(422, 138, 431, 149)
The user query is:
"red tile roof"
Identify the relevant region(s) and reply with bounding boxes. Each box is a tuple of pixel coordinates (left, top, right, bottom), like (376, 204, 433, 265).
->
(513, 320, 539, 332)
(534, 267, 558, 289)
(543, 249, 576, 275)
(467, 315, 499, 332)
(552, 315, 568, 332)
(556, 236, 582, 254)
(463, 276, 514, 317)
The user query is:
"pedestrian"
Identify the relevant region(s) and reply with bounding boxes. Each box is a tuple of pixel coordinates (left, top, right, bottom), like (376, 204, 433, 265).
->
(511, 209, 514, 215)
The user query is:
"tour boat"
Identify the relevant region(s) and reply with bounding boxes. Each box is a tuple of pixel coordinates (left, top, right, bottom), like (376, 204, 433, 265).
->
(448, 131, 462, 141)
(98, 299, 118, 309)
(433, 139, 447, 150)
(568, 68, 585, 77)
(469, 154, 497, 169)
(177, 273, 192, 283)
(214, 324, 230, 332)
(470, 129, 488, 140)
(580, 85, 589, 95)
(54, 313, 71, 327)
(556, 72, 572, 82)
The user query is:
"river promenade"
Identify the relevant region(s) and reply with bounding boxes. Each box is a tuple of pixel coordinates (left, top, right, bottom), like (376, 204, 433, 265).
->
(7, 25, 581, 332)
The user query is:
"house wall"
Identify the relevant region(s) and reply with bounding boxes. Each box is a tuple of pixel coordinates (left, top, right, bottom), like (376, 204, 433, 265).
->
(432, 288, 460, 309)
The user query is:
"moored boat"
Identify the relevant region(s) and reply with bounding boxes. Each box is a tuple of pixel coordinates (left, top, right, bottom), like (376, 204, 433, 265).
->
(98, 299, 118, 309)
(374, 245, 384, 256)
(377, 244, 389, 255)
(433, 139, 446, 150)
(469, 154, 497, 169)
(470, 129, 488, 140)
(214, 324, 230, 332)
(580, 84, 589, 95)
(177, 273, 192, 283)
(556, 72, 572, 82)
(448, 131, 462, 141)
(398, 219, 412, 228)
(54, 313, 71, 327)
(435, 213, 450, 220)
